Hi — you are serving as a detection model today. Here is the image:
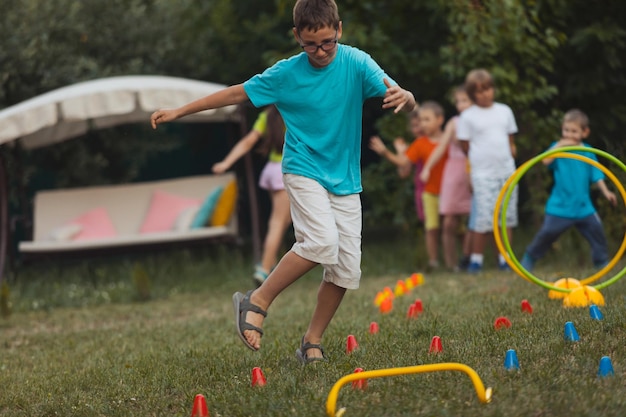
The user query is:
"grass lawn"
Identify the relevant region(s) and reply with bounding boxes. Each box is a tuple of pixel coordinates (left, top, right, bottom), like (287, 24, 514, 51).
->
(1, 233, 626, 417)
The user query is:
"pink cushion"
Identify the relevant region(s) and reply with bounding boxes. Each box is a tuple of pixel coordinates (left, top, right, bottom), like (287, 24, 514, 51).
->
(140, 190, 201, 234)
(69, 207, 117, 241)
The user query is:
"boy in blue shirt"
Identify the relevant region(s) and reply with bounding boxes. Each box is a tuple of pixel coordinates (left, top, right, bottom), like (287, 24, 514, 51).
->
(521, 109, 617, 271)
(151, 0, 416, 363)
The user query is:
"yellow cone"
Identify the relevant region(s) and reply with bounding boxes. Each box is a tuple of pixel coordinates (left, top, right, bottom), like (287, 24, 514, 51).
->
(563, 286, 605, 308)
(548, 278, 582, 299)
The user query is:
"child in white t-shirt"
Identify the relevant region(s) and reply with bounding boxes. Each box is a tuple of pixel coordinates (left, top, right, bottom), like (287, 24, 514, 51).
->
(456, 69, 518, 273)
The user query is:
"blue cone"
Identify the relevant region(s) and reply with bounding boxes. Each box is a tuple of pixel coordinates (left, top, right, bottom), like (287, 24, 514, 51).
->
(564, 321, 580, 342)
(598, 356, 614, 377)
(589, 304, 604, 321)
(504, 349, 520, 370)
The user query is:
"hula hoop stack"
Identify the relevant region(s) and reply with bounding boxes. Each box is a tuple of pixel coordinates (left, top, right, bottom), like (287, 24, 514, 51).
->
(493, 146, 626, 307)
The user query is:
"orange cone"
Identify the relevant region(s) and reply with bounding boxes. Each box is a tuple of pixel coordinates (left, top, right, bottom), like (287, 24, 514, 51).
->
(346, 334, 359, 354)
(190, 394, 209, 417)
(251, 367, 267, 387)
(379, 297, 393, 314)
(429, 336, 443, 354)
(351, 367, 368, 390)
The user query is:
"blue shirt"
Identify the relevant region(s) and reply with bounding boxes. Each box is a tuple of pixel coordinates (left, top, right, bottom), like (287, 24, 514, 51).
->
(545, 142, 604, 219)
(243, 44, 392, 195)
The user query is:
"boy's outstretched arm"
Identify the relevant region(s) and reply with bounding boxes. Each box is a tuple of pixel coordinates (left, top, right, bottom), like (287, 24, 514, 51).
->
(369, 135, 412, 171)
(151, 84, 248, 129)
(382, 78, 416, 113)
(420, 118, 455, 183)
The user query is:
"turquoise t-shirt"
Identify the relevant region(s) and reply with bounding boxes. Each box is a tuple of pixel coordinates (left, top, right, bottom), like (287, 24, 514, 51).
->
(243, 44, 393, 195)
(545, 142, 604, 219)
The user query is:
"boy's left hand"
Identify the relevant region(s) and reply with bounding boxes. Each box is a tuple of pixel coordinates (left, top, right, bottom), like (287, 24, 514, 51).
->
(382, 78, 415, 113)
(606, 191, 618, 206)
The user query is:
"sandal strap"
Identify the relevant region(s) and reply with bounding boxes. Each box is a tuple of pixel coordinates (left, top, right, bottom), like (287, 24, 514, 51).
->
(240, 321, 264, 336)
(241, 290, 267, 317)
(302, 341, 324, 353)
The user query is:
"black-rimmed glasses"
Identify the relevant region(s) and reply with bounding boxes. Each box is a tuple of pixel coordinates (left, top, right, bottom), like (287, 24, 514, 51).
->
(299, 31, 338, 54)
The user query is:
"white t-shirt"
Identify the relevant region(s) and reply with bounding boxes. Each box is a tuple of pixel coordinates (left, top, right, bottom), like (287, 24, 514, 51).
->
(456, 102, 518, 177)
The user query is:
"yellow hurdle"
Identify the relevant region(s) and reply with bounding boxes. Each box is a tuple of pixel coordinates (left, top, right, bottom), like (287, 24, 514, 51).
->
(326, 362, 492, 417)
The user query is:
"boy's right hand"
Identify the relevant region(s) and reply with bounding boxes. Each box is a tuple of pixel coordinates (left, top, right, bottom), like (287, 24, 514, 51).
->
(419, 167, 431, 183)
(150, 109, 179, 129)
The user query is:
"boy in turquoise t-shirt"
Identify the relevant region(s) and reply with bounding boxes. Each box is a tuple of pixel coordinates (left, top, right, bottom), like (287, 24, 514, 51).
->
(521, 109, 617, 271)
(151, 0, 416, 363)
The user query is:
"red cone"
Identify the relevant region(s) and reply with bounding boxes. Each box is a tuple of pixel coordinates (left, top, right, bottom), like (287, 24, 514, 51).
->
(346, 334, 359, 354)
(521, 299, 533, 313)
(494, 316, 512, 330)
(369, 321, 379, 334)
(406, 303, 417, 319)
(251, 367, 267, 387)
(413, 299, 423, 313)
(429, 336, 443, 354)
(190, 394, 209, 417)
(351, 367, 368, 390)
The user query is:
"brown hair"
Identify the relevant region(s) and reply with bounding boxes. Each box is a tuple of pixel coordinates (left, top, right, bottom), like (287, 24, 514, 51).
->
(563, 109, 589, 130)
(464, 69, 494, 101)
(258, 106, 285, 156)
(418, 100, 445, 119)
(451, 84, 467, 99)
(293, 0, 340, 33)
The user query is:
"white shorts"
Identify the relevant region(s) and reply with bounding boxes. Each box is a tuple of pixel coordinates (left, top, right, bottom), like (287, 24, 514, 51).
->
(470, 174, 518, 233)
(283, 174, 362, 289)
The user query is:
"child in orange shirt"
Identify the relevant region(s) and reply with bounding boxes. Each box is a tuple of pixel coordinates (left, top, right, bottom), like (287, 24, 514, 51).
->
(370, 101, 446, 269)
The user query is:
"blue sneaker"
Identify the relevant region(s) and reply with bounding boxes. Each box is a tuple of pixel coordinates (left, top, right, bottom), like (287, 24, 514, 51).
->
(253, 264, 269, 287)
(467, 262, 482, 273)
(594, 261, 609, 270)
(520, 254, 534, 272)
(498, 260, 510, 271)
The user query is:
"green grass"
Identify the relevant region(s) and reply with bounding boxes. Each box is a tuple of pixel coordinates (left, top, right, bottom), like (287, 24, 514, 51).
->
(1, 233, 626, 417)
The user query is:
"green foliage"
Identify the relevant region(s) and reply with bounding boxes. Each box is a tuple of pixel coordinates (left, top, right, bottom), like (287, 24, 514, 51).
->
(132, 263, 151, 302)
(0, 0, 624, 234)
(0, 282, 11, 319)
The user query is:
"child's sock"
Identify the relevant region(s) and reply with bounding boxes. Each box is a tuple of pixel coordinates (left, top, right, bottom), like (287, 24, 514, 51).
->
(469, 253, 483, 265)
(498, 253, 507, 265)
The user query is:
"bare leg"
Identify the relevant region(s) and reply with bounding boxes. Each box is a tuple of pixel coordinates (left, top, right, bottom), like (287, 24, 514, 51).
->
(426, 228, 440, 267)
(442, 215, 458, 269)
(471, 231, 488, 256)
(260, 190, 292, 273)
(461, 228, 472, 258)
(302, 280, 347, 359)
(243, 251, 317, 350)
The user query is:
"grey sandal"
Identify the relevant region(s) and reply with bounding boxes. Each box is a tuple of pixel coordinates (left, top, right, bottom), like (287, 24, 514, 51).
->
(232, 290, 267, 351)
(295, 336, 328, 364)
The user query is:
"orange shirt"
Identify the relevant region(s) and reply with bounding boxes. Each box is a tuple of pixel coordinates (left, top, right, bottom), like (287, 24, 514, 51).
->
(405, 136, 448, 195)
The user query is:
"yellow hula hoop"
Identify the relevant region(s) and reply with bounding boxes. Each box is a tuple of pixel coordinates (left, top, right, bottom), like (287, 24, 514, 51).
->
(493, 147, 626, 292)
